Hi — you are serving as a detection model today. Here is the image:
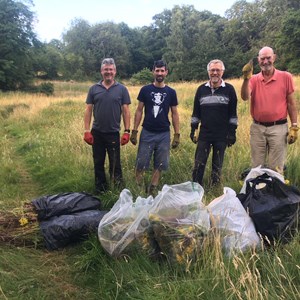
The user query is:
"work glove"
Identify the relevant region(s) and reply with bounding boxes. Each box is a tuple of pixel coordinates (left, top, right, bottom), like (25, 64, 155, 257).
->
(190, 128, 198, 144)
(121, 132, 130, 145)
(84, 131, 94, 145)
(171, 133, 180, 149)
(227, 133, 236, 147)
(130, 129, 138, 145)
(227, 126, 237, 147)
(242, 59, 253, 80)
(287, 126, 299, 144)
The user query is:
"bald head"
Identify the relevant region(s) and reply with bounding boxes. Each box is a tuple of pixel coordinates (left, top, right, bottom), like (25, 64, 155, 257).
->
(258, 46, 274, 57)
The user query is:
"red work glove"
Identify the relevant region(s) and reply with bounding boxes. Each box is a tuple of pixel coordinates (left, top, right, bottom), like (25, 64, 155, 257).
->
(121, 132, 130, 145)
(84, 131, 94, 145)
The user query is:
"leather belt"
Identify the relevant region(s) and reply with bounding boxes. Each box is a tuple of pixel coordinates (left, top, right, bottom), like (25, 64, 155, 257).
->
(253, 119, 287, 127)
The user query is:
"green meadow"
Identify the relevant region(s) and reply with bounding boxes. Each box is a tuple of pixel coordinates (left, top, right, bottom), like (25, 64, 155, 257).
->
(0, 78, 299, 299)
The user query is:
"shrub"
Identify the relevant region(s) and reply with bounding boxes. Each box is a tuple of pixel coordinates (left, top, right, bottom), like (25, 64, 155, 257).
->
(38, 82, 54, 96)
(130, 68, 153, 85)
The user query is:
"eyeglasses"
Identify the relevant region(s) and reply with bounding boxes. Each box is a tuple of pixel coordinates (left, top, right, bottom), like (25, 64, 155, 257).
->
(209, 69, 222, 73)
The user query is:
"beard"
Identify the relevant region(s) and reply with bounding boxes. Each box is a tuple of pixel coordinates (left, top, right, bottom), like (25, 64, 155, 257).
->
(155, 76, 164, 83)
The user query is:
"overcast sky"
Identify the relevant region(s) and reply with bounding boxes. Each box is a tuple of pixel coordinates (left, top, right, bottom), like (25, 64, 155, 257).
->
(32, 0, 241, 42)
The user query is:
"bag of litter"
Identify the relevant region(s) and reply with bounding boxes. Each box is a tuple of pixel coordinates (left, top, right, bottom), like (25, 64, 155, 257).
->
(238, 173, 300, 243)
(208, 187, 260, 256)
(148, 181, 210, 264)
(32, 192, 101, 220)
(40, 210, 107, 250)
(98, 189, 153, 257)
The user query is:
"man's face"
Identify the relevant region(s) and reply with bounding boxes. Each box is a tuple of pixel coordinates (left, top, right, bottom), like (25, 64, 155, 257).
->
(153, 67, 168, 83)
(208, 63, 224, 84)
(258, 49, 275, 73)
(101, 64, 116, 83)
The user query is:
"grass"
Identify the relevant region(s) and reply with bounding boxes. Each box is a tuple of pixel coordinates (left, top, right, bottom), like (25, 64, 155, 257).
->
(0, 78, 300, 299)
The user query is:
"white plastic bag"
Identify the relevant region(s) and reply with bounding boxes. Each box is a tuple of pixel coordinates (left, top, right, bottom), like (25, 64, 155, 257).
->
(207, 187, 260, 256)
(98, 189, 153, 257)
(240, 166, 284, 194)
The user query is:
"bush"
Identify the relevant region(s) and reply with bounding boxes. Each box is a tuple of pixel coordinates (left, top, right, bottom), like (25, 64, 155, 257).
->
(38, 82, 54, 96)
(130, 68, 153, 85)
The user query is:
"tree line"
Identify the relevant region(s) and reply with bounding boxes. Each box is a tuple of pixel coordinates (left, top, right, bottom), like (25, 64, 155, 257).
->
(1, 0, 300, 91)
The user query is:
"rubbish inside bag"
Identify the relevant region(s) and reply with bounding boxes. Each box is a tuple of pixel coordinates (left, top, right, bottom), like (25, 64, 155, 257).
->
(98, 182, 211, 264)
(207, 187, 260, 256)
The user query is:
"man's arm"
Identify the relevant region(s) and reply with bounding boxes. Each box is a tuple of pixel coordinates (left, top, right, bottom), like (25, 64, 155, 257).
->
(241, 79, 250, 101)
(122, 104, 131, 130)
(287, 92, 298, 125)
(171, 105, 180, 134)
(84, 104, 93, 131)
(133, 101, 144, 130)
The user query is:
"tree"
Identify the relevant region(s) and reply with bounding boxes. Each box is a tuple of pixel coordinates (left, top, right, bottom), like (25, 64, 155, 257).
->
(31, 40, 64, 79)
(0, 0, 36, 90)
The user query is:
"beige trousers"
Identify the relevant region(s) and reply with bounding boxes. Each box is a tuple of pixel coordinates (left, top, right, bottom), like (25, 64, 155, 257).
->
(250, 122, 288, 173)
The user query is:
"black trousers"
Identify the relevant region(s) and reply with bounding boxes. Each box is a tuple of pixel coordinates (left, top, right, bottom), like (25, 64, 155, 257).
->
(192, 140, 227, 185)
(91, 130, 122, 191)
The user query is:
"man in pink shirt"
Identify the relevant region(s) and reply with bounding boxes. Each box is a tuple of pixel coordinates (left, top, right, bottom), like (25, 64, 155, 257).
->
(241, 46, 298, 173)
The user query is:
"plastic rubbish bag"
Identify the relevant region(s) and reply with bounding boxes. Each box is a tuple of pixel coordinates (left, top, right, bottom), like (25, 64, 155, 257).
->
(98, 189, 153, 257)
(240, 166, 284, 194)
(32, 192, 101, 220)
(207, 187, 260, 255)
(148, 181, 210, 264)
(238, 173, 300, 243)
(40, 210, 107, 250)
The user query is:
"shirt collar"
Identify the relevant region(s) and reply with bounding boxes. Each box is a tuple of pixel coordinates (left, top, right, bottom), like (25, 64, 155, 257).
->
(257, 68, 277, 82)
(205, 79, 225, 88)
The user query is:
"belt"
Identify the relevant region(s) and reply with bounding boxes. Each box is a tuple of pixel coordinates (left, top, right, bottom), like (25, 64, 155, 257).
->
(253, 119, 287, 127)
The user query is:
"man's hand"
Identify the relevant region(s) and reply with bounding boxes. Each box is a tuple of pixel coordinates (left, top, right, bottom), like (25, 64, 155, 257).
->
(171, 133, 180, 149)
(190, 129, 198, 144)
(121, 132, 130, 145)
(84, 131, 94, 145)
(242, 59, 253, 80)
(287, 126, 299, 144)
(227, 133, 236, 147)
(130, 129, 138, 145)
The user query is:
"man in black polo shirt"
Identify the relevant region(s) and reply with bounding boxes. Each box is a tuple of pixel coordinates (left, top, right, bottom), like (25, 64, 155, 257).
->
(83, 58, 131, 193)
(190, 59, 238, 187)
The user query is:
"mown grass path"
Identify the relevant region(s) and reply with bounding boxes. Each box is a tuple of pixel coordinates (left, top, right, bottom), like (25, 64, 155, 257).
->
(0, 107, 98, 300)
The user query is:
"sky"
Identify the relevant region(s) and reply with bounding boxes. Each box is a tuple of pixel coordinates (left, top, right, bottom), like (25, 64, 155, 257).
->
(32, 0, 239, 42)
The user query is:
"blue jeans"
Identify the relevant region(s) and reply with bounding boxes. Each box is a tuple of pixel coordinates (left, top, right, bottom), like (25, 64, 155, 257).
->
(135, 128, 170, 171)
(192, 140, 227, 185)
(91, 130, 122, 191)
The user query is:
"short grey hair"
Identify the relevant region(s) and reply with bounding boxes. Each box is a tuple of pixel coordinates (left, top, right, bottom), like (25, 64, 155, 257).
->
(207, 59, 225, 71)
(101, 58, 116, 69)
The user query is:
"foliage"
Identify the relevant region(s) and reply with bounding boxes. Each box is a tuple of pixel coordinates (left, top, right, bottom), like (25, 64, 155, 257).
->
(0, 0, 36, 90)
(1, 0, 300, 87)
(130, 68, 153, 85)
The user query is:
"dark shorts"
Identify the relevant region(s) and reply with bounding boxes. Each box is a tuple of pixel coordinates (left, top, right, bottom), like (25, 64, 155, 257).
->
(135, 128, 170, 171)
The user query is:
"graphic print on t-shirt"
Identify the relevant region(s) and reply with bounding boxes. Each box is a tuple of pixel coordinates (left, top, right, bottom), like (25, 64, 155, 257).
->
(151, 92, 166, 118)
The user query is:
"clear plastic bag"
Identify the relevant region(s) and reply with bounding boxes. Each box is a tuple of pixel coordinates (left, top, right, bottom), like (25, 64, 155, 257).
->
(98, 189, 153, 257)
(148, 181, 210, 264)
(208, 187, 260, 256)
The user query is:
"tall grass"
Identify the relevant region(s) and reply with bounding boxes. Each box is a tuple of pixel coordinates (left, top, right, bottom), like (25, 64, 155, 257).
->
(0, 78, 299, 299)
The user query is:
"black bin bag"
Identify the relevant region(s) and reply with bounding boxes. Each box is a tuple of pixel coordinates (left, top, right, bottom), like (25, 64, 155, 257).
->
(40, 210, 108, 250)
(238, 173, 300, 243)
(32, 192, 102, 220)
